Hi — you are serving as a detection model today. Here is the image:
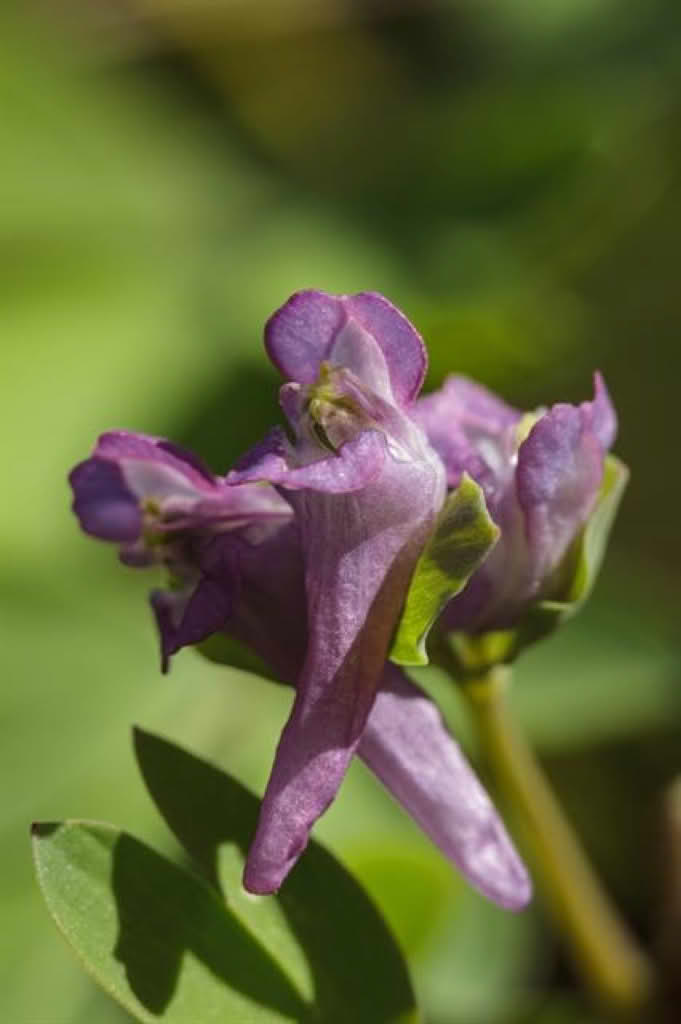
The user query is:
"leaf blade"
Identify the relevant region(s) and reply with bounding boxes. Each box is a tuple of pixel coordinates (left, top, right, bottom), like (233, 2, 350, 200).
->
(133, 728, 421, 1024)
(32, 820, 311, 1024)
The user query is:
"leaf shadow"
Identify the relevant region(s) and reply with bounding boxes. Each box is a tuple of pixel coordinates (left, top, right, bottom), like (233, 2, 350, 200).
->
(132, 728, 416, 1024)
(110, 830, 311, 1020)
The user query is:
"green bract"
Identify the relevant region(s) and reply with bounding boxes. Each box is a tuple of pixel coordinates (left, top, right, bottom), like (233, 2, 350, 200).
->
(390, 474, 499, 667)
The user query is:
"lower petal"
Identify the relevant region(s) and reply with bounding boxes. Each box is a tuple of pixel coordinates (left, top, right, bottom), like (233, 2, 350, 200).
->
(358, 664, 531, 909)
(244, 454, 443, 893)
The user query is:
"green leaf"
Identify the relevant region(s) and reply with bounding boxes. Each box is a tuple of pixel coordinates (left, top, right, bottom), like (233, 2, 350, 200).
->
(133, 728, 420, 1024)
(31, 821, 311, 1024)
(390, 474, 499, 667)
(448, 454, 629, 673)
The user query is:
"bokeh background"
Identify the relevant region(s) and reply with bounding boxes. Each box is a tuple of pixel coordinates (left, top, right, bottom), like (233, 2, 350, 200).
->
(2, 1, 681, 1021)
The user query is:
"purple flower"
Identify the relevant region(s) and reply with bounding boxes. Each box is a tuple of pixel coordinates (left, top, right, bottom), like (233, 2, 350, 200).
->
(202, 517, 530, 909)
(67, 290, 533, 910)
(227, 290, 448, 893)
(69, 431, 293, 669)
(414, 372, 619, 636)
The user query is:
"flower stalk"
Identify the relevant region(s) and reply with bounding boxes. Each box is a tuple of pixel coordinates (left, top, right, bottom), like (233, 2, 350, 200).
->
(459, 663, 655, 1016)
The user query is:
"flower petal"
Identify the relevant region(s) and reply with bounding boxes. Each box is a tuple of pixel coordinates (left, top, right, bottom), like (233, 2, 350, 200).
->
(220, 522, 308, 684)
(265, 290, 427, 409)
(243, 451, 444, 893)
(344, 292, 427, 405)
(69, 458, 141, 541)
(581, 371, 617, 452)
(265, 290, 345, 387)
(150, 544, 238, 672)
(228, 427, 388, 494)
(415, 375, 521, 500)
(517, 402, 604, 587)
(358, 665, 531, 909)
(95, 431, 217, 492)
(416, 375, 521, 440)
(328, 318, 393, 401)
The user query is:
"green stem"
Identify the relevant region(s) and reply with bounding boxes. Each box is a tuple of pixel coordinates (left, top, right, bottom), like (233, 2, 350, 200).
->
(461, 664, 654, 1017)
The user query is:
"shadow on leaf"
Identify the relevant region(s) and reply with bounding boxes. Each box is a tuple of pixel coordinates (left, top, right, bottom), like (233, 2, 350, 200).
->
(133, 727, 418, 1024)
(110, 831, 311, 1019)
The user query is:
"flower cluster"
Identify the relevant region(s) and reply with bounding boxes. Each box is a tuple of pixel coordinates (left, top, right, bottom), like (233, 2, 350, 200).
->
(69, 289, 623, 909)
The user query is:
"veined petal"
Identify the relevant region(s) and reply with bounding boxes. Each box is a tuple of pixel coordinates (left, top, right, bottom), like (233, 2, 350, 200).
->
(95, 431, 217, 491)
(415, 375, 521, 501)
(517, 403, 603, 588)
(265, 290, 344, 387)
(358, 665, 531, 909)
(243, 450, 444, 893)
(220, 522, 309, 684)
(344, 292, 427, 405)
(418, 375, 521, 435)
(265, 290, 426, 408)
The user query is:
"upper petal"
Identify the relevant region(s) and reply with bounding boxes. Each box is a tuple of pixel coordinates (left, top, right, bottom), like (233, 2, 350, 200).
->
(70, 430, 221, 544)
(358, 664, 531, 910)
(580, 371, 617, 452)
(265, 290, 427, 409)
(418, 375, 522, 436)
(516, 402, 604, 591)
(95, 431, 217, 493)
(265, 290, 345, 387)
(72, 430, 292, 549)
(344, 292, 427, 405)
(414, 375, 522, 501)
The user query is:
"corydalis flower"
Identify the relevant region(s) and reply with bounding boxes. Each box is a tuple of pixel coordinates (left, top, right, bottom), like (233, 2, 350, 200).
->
(200, 519, 530, 909)
(414, 372, 620, 640)
(69, 431, 293, 668)
(228, 290, 447, 893)
(66, 291, 532, 910)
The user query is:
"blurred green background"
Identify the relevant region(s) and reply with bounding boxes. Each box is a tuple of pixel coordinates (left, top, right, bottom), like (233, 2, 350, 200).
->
(2, 1, 681, 1021)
